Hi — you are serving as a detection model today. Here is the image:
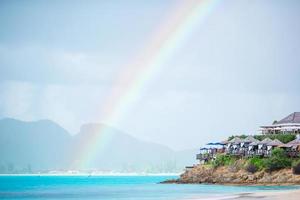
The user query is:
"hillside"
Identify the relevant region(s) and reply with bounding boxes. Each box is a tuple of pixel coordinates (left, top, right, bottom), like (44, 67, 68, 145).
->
(0, 118, 196, 173)
(0, 118, 72, 171)
(163, 134, 300, 185)
(164, 164, 300, 185)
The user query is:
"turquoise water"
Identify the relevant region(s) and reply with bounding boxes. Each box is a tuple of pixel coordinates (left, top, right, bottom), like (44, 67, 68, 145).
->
(0, 176, 299, 200)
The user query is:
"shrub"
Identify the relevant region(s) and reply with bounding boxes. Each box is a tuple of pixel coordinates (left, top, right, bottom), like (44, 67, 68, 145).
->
(213, 154, 236, 168)
(246, 157, 266, 172)
(264, 148, 292, 172)
(292, 160, 300, 175)
(246, 164, 258, 173)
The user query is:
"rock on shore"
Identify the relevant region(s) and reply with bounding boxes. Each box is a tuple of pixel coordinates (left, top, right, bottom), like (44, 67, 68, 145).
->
(162, 164, 300, 185)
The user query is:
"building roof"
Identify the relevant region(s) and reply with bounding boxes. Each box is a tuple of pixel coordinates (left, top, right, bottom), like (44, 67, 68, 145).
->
(249, 141, 259, 146)
(242, 136, 259, 143)
(257, 138, 273, 145)
(221, 140, 229, 145)
(200, 147, 209, 150)
(206, 142, 225, 146)
(229, 137, 242, 144)
(266, 139, 283, 146)
(275, 112, 300, 124)
(287, 137, 300, 146)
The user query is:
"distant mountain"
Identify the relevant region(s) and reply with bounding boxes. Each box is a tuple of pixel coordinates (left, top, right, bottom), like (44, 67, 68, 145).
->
(0, 118, 197, 173)
(0, 118, 72, 172)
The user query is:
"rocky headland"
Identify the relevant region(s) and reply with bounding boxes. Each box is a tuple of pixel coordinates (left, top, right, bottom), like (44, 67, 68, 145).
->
(162, 164, 300, 185)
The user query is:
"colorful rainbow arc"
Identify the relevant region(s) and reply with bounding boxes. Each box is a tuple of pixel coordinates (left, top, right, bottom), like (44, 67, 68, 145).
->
(72, 0, 220, 169)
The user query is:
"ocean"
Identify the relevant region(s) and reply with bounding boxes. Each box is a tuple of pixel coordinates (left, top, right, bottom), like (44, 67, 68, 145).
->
(0, 175, 299, 200)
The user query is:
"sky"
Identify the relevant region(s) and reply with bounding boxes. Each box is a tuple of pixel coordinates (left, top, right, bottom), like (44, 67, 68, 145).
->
(0, 0, 300, 150)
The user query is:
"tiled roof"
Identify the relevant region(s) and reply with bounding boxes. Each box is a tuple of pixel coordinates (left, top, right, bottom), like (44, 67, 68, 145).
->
(276, 112, 300, 124)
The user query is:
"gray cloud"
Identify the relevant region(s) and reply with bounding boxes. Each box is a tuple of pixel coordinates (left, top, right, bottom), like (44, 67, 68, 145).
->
(0, 0, 299, 150)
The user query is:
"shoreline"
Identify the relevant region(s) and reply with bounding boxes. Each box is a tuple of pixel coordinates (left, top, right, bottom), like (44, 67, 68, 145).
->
(0, 173, 180, 177)
(162, 179, 300, 186)
(190, 189, 300, 200)
(174, 165, 300, 185)
(227, 189, 300, 200)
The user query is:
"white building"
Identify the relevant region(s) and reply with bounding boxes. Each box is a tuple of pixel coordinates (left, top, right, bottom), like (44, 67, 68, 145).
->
(260, 112, 300, 135)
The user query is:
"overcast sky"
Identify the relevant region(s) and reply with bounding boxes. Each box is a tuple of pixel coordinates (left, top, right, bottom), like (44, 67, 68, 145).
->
(0, 0, 300, 150)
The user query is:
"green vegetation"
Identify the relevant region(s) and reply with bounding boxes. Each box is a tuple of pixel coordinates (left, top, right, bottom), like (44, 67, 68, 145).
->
(245, 148, 293, 173)
(292, 159, 300, 175)
(264, 148, 292, 172)
(212, 154, 237, 168)
(246, 157, 266, 173)
(213, 148, 298, 173)
(214, 135, 299, 173)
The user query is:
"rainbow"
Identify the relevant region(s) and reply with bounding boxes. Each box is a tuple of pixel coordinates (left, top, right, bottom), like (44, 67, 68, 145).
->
(72, 0, 220, 169)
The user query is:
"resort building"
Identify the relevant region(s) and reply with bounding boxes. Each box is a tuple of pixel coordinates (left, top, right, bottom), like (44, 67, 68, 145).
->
(196, 112, 300, 164)
(260, 112, 300, 135)
(196, 136, 300, 164)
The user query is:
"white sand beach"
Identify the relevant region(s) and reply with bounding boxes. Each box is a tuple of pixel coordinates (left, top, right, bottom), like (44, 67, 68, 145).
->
(235, 190, 300, 200)
(210, 189, 300, 200)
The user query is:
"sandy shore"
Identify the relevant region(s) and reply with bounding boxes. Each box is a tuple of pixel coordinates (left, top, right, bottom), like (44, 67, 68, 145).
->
(220, 189, 300, 200)
(188, 189, 300, 200)
(236, 190, 300, 200)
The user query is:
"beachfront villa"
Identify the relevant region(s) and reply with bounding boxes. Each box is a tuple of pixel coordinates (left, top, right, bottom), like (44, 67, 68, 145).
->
(260, 112, 300, 135)
(196, 112, 300, 164)
(196, 136, 300, 164)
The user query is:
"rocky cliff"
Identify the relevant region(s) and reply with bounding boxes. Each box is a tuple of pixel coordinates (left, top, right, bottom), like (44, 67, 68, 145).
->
(163, 164, 300, 185)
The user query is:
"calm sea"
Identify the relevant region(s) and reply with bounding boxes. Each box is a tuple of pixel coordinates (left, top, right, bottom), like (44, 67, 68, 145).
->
(0, 175, 299, 200)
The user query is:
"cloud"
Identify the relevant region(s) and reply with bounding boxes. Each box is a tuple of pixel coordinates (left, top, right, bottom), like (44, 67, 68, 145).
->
(0, 45, 122, 85)
(116, 89, 300, 150)
(0, 0, 300, 150)
(0, 81, 37, 120)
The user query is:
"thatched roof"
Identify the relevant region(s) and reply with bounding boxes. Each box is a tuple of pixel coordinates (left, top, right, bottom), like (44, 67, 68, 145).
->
(257, 138, 273, 145)
(229, 137, 242, 144)
(249, 141, 259, 146)
(242, 136, 259, 143)
(287, 138, 300, 146)
(266, 139, 283, 146)
(278, 144, 294, 148)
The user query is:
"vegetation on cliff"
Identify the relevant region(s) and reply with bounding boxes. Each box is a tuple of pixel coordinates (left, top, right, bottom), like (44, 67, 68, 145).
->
(264, 148, 292, 172)
(164, 148, 300, 185)
(211, 148, 299, 174)
(245, 156, 265, 173)
(165, 145, 300, 185)
(292, 160, 300, 175)
(162, 134, 300, 185)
